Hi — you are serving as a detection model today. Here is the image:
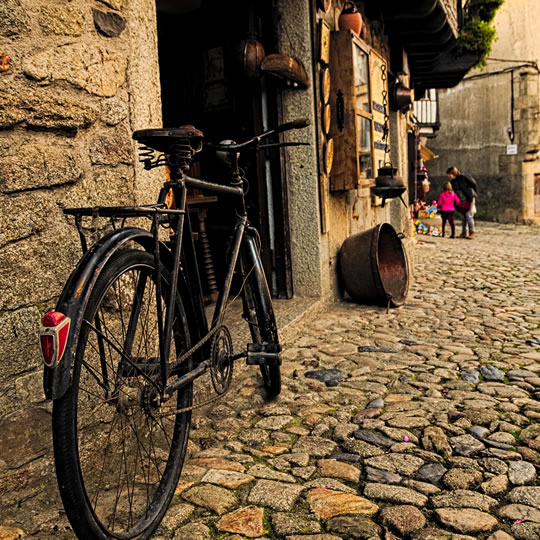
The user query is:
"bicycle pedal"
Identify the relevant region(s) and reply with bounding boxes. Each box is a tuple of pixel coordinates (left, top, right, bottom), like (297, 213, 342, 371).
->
(246, 343, 282, 367)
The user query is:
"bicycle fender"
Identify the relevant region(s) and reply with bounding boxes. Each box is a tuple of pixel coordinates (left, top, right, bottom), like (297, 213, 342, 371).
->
(43, 227, 176, 400)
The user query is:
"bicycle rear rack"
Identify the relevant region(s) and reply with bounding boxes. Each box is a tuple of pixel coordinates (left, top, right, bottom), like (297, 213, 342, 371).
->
(63, 205, 186, 253)
(63, 205, 185, 218)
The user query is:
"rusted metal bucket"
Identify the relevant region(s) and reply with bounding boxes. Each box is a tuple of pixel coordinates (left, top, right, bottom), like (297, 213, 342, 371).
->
(339, 223, 408, 307)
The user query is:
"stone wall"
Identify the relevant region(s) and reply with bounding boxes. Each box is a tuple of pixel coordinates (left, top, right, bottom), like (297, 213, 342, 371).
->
(0, 0, 162, 422)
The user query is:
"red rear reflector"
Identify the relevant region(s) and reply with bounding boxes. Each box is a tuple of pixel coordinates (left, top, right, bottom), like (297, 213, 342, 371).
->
(40, 312, 70, 367)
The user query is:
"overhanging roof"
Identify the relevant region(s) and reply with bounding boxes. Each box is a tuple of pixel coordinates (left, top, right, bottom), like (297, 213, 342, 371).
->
(380, 0, 477, 93)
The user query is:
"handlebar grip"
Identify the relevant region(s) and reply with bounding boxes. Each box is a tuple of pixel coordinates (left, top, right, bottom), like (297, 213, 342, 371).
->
(274, 118, 311, 133)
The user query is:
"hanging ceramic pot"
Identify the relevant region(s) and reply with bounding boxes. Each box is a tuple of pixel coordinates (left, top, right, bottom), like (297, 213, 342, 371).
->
(338, 2, 363, 36)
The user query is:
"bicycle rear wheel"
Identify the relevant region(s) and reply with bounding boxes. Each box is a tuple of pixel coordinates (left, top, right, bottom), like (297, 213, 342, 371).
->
(241, 245, 281, 398)
(52, 249, 192, 539)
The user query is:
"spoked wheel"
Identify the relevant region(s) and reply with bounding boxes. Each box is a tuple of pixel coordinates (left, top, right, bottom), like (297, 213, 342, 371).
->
(241, 250, 281, 399)
(52, 250, 192, 539)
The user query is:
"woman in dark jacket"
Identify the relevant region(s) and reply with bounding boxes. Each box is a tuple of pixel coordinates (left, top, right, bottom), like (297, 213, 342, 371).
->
(446, 166, 477, 239)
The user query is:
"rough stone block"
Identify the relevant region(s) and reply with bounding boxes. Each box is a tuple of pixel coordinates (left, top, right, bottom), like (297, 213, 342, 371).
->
(0, 192, 50, 247)
(89, 125, 133, 166)
(0, 90, 98, 132)
(63, 166, 135, 208)
(0, 306, 42, 381)
(93, 9, 126, 38)
(23, 43, 127, 97)
(39, 5, 85, 36)
(0, 144, 82, 197)
(0, 0, 30, 37)
(0, 408, 51, 469)
(100, 95, 129, 125)
(0, 144, 83, 193)
(0, 229, 80, 312)
(15, 371, 46, 405)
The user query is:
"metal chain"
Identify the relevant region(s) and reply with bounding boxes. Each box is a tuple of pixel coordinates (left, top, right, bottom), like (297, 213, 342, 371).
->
(381, 64, 390, 157)
(164, 382, 232, 416)
(175, 323, 221, 367)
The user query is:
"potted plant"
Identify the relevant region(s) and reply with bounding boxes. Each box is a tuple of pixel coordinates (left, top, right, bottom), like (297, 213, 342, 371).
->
(455, 0, 505, 68)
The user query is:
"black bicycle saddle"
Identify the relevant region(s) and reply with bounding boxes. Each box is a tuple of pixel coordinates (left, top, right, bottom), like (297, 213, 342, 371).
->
(133, 125, 204, 153)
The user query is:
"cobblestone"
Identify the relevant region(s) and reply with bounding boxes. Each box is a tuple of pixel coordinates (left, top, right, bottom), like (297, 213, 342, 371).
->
(1, 221, 539, 538)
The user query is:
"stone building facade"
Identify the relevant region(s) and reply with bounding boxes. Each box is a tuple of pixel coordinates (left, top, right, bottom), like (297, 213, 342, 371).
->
(426, 0, 540, 223)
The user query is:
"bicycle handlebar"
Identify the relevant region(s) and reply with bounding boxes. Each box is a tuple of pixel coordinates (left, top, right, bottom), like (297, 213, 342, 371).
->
(274, 118, 311, 133)
(207, 118, 310, 152)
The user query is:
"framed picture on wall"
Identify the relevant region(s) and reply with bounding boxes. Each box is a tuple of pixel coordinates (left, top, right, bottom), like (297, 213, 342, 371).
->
(320, 20, 331, 64)
(203, 47, 228, 112)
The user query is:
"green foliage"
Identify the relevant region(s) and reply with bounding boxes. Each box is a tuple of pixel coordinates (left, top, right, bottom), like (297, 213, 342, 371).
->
(456, 0, 505, 68)
(467, 0, 505, 22)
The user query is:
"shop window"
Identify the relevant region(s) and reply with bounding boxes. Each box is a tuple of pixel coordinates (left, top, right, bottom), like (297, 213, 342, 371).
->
(329, 31, 389, 191)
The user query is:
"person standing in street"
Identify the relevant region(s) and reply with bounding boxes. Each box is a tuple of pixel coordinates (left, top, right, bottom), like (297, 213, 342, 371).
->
(437, 182, 460, 238)
(446, 166, 477, 239)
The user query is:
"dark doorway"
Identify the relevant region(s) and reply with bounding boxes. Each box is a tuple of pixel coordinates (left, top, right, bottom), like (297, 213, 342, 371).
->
(155, 0, 293, 299)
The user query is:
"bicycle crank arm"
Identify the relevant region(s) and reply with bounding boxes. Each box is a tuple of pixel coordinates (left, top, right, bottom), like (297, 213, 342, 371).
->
(163, 360, 210, 400)
(163, 350, 243, 400)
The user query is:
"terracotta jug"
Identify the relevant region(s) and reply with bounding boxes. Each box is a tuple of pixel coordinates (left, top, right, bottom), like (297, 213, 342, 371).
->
(338, 2, 363, 36)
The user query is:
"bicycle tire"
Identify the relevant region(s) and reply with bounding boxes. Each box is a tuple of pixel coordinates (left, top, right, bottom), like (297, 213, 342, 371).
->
(241, 247, 281, 398)
(52, 249, 192, 539)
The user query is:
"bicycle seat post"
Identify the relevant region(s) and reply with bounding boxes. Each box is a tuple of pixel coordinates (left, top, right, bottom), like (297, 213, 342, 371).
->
(167, 163, 185, 183)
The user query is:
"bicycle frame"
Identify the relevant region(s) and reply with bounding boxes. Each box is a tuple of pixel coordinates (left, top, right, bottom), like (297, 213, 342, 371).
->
(155, 159, 255, 401)
(44, 159, 260, 407)
(43, 119, 308, 401)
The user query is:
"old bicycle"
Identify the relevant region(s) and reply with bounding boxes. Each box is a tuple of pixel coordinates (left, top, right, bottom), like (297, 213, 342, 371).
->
(40, 118, 309, 539)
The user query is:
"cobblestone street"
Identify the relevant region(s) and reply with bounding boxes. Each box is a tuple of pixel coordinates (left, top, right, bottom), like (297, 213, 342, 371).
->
(1, 220, 539, 540)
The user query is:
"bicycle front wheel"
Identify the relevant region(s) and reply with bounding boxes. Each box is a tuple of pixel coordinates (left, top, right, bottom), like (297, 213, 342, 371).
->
(52, 249, 193, 539)
(241, 244, 281, 398)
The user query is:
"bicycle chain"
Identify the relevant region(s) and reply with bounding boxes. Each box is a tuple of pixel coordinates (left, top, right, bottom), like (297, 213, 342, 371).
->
(159, 323, 231, 416)
(164, 383, 232, 416)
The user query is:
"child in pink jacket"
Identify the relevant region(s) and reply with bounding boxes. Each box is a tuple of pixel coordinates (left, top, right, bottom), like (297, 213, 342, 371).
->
(437, 182, 460, 238)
